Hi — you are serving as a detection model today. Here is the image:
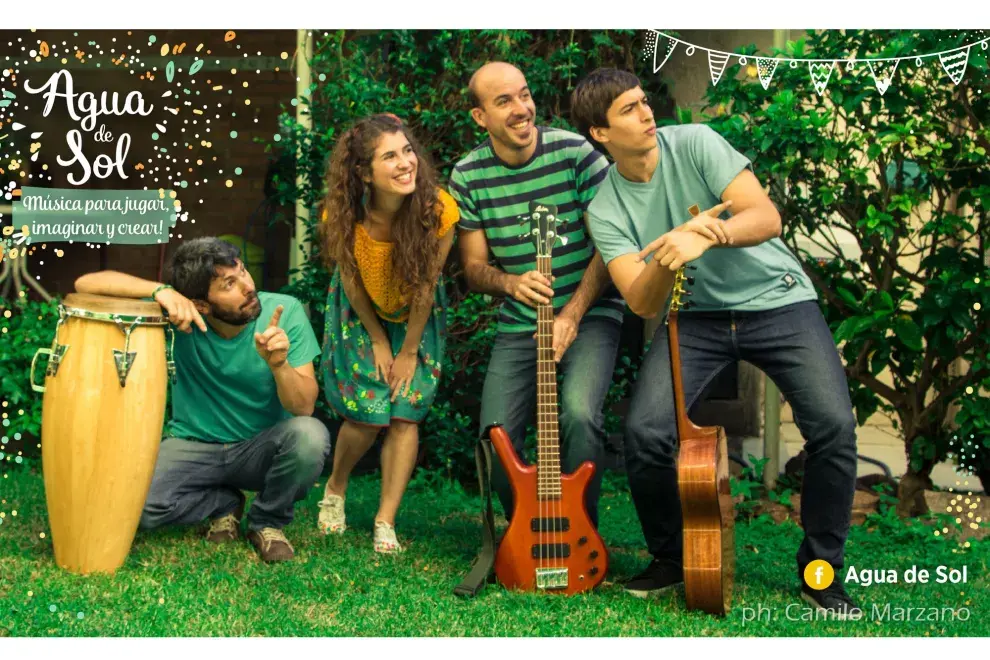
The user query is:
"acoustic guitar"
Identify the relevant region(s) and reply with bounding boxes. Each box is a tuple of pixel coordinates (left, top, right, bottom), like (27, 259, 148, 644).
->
(488, 201, 608, 595)
(669, 204, 736, 615)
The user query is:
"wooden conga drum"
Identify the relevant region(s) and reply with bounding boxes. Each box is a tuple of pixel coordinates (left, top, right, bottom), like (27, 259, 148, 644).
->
(30, 293, 174, 574)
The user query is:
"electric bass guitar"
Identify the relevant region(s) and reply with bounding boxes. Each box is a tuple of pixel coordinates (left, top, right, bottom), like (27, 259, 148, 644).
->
(488, 201, 608, 595)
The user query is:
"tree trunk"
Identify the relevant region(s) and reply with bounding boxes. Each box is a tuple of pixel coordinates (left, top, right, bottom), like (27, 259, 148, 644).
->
(897, 430, 937, 517)
(978, 466, 990, 497)
(896, 466, 934, 517)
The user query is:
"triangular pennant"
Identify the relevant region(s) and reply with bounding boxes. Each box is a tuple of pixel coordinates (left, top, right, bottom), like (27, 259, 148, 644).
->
(939, 46, 970, 85)
(651, 32, 678, 73)
(708, 51, 730, 86)
(809, 61, 836, 96)
(868, 60, 899, 95)
(756, 57, 779, 90)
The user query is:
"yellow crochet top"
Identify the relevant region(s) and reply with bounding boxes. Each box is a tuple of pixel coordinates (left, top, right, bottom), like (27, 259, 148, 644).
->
(324, 188, 459, 323)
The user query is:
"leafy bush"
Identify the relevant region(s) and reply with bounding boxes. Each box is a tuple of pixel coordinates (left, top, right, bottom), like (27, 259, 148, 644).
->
(0, 295, 62, 467)
(695, 29, 989, 512)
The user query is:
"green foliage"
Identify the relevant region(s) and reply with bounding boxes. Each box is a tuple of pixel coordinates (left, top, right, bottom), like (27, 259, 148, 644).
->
(697, 30, 990, 494)
(767, 487, 794, 508)
(871, 480, 900, 517)
(952, 377, 990, 486)
(268, 30, 663, 482)
(0, 295, 62, 467)
(730, 454, 770, 518)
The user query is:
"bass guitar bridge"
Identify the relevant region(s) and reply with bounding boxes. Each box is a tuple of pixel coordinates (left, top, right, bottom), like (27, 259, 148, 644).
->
(535, 567, 569, 590)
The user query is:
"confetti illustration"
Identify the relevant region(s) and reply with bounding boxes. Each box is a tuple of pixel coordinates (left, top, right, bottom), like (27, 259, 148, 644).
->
(1, 29, 289, 267)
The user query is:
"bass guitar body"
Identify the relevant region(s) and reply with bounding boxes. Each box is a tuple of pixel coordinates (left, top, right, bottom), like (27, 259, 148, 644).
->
(488, 200, 608, 595)
(490, 425, 608, 595)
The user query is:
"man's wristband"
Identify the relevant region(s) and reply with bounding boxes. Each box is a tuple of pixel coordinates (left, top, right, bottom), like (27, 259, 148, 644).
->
(152, 284, 173, 301)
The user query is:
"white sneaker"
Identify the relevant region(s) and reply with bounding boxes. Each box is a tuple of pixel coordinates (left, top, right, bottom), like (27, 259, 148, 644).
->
(317, 485, 346, 535)
(373, 520, 403, 554)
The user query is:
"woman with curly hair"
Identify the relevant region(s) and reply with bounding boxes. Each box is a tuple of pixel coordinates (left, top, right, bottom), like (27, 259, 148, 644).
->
(317, 113, 459, 553)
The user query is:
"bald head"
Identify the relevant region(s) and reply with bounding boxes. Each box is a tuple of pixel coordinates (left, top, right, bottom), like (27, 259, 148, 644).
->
(468, 62, 526, 109)
(466, 61, 537, 160)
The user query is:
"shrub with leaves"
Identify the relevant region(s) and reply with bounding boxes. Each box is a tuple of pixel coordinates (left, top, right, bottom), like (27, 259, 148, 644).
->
(0, 295, 62, 466)
(695, 29, 989, 513)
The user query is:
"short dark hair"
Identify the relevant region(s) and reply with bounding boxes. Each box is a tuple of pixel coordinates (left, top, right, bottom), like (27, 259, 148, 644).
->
(571, 68, 642, 150)
(166, 237, 241, 300)
(467, 76, 481, 108)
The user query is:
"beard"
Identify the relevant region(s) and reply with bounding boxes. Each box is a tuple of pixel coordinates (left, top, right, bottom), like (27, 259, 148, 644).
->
(492, 117, 535, 151)
(210, 296, 262, 326)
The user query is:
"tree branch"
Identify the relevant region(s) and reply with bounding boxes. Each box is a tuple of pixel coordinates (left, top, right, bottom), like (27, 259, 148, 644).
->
(959, 83, 990, 154)
(920, 366, 990, 425)
(847, 367, 907, 407)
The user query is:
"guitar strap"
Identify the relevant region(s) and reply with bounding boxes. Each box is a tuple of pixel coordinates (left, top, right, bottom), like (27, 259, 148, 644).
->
(453, 435, 497, 598)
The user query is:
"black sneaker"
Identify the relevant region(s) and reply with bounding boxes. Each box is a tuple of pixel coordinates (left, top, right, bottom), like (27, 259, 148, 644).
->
(623, 558, 683, 599)
(801, 581, 863, 620)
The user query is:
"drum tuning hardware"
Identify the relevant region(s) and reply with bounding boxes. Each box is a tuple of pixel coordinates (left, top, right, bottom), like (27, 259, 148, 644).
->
(31, 308, 69, 392)
(112, 316, 142, 387)
(165, 326, 177, 385)
(46, 344, 69, 378)
(46, 307, 69, 378)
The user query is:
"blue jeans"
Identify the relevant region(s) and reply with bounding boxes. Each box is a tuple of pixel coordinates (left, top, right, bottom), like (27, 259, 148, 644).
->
(139, 417, 332, 532)
(479, 316, 622, 528)
(625, 301, 858, 573)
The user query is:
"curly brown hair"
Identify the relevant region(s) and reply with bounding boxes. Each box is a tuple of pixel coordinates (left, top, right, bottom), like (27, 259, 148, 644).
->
(319, 114, 441, 301)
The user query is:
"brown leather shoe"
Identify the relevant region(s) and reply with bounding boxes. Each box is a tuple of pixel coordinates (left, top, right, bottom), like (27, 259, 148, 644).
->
(247, 528, 295, 563)
(205, 493, 245, 543)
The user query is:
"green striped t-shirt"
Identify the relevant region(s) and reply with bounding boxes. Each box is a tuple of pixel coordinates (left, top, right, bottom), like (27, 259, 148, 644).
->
(449, 127, 625, 334)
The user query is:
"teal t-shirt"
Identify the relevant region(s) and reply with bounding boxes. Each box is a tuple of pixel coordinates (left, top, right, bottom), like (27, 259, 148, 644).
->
(586, 124, 818, 312)
(166, 291, 320, 443)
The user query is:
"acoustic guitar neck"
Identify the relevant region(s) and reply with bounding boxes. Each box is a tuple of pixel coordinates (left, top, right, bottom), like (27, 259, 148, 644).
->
(667, 203, 715, 438)
(666, 275, 703, 437)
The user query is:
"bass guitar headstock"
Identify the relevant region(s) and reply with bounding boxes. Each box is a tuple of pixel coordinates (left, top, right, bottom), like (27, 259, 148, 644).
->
(522, 201, 566, 258)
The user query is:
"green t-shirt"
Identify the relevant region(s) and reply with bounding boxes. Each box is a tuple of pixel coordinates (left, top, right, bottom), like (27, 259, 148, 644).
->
(586, 124, 818, 312)
(166, 291, 320, 443)
(449, 127, 625, 334)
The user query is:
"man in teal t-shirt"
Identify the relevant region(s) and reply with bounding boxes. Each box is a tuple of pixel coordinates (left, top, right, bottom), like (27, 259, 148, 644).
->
(572, 69, 859, 617)
(74, 237, 330, 563)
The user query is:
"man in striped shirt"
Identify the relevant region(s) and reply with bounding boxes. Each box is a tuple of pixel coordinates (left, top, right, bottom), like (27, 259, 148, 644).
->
(449, 62, 624, 528)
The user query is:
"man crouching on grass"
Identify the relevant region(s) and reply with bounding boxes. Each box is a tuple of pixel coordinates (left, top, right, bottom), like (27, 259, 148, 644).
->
(75, 237, 332, 563)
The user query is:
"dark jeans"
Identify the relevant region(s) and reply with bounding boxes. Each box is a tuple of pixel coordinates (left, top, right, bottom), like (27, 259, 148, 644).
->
(139, 417, 332, 532)
(625, 301, 858, 573)
(479, 316, 622, 528)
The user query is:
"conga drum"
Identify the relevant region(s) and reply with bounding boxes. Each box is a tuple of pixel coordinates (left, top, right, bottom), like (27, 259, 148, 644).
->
(30, 293, 175, 574)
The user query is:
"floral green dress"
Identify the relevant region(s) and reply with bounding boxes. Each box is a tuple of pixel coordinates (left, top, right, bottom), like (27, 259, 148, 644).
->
(321, 268, 447, 426)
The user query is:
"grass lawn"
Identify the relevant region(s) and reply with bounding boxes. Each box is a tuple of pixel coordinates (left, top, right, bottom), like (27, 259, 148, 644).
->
(1, 467, 987, 637)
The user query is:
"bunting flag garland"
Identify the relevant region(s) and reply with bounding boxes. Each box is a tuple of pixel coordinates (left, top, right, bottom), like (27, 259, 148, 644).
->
(708, 50, 730, 86)
(809, 61, 836, 96)
(756, 57, 779, 90)
(644, 30, 989, 98)
(939, 45, 970, 84)
(650, 31, 677, 73)
(868, 59, 900, 96)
